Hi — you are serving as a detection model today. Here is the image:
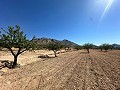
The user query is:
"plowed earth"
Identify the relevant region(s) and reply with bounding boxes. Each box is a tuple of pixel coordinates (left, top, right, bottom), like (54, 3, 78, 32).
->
(0, 50, 120, 90)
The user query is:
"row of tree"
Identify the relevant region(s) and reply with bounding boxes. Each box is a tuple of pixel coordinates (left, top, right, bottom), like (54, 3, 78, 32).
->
(0, 25, 72, 68)
(74, 43, 115, 53)
(0, 25, 118, 68)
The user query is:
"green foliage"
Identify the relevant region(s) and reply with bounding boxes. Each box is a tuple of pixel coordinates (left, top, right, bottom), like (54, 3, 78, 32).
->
(0, 25, 35, 68)
(0, 26, 31, 49)
(83, 43, 93, 49)
(47, 42, 62, 51)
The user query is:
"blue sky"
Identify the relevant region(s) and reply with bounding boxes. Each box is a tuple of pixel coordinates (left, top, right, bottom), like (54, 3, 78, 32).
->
(0, 0, 120, 45)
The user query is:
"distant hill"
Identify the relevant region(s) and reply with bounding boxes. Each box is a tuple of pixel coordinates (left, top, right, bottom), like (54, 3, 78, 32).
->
(112, 44, 120, 49)
(61, 39, 78, 47)
(32, 37, 78, 47)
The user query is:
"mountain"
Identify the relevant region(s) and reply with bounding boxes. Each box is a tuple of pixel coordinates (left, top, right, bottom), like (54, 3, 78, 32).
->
(112, 44, 120, 49)
(61, 39, 78, 47)
(32, 37, 78, 47)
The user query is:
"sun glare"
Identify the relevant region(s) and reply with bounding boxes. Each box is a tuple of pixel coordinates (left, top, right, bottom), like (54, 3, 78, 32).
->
(99, 0, 114, 24)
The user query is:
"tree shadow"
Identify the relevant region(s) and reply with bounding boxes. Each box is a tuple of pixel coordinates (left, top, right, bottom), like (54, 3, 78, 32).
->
(38, 55, 55, 59)
(0, 60, 20, 69)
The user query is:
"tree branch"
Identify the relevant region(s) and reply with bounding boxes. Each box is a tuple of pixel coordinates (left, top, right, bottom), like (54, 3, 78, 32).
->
(19, 48, 27, 54)
(8, 47, 15, 56)
(16, 47, 22, 56)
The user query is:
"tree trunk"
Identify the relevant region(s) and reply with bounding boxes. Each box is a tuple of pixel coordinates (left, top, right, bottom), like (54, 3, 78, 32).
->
(105, 48, 107, 52)
(87, 49, 89, 53)
(13, 55, 18, 68)
(53, 50, 57, 57)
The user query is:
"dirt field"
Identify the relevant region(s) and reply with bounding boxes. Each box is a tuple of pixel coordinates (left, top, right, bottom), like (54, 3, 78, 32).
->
(0, 50, 120, 90)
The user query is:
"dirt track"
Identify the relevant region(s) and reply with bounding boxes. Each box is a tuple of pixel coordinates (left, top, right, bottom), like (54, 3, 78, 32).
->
(0, 50, 120, 90)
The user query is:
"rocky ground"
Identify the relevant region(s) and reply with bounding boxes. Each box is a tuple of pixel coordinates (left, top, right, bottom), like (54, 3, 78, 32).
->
(0, 50, 120, 90)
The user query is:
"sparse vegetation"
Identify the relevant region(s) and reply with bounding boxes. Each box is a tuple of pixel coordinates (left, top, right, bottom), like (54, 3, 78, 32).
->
(74, 45, 83, 50)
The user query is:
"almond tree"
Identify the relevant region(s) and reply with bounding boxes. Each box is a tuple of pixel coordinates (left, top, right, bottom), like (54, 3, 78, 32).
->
(83, 43, 93, 53)
(99, 45, 103, 51)
(109, 45, 114, 50)
(47, 42, 62, 57)
(100, 44, 110, 52)
(0, 25, 35, 68)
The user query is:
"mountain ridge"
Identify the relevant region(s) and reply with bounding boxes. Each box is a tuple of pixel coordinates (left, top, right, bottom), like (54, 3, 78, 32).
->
(32, 37, 78, 47)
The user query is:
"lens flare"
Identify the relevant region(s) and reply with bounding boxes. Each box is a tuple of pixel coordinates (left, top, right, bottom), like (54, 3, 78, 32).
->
(99, 0, 114, 25)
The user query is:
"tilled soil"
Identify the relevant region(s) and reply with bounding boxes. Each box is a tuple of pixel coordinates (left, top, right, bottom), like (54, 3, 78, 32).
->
(0, 50, 120, 90)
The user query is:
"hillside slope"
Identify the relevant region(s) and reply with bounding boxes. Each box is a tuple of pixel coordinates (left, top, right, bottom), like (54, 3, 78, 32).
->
(32, 37, 78, 47)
